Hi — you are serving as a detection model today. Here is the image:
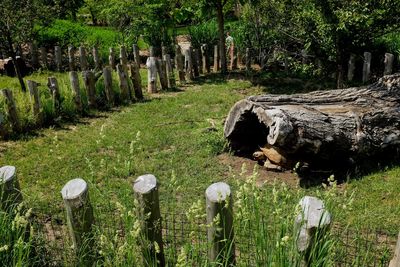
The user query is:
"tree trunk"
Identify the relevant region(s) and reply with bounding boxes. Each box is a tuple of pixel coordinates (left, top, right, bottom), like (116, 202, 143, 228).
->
(224, 74, 400, 177)
(216, 2, 227, 74)
(5, 29, 26, 92)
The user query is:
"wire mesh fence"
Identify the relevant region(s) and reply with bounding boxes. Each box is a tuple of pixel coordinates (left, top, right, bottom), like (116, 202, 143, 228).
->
(35, 210, 397, 266)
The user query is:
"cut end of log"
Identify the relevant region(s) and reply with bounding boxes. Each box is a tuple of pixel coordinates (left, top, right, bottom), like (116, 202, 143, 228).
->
(61, 178, 88, 200)
(133, 174, 157, 194)
(205, 182, 231, 203)
(0, 166, 16, 183)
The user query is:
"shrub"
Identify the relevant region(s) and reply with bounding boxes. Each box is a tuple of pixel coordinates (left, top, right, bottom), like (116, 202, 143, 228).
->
(188, 20, 218, 48)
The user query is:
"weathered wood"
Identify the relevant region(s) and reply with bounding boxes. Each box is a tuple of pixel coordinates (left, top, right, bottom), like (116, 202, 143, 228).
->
(82, 71, 97, 108)
(389, 232, 400, 267)
(197, 48, 203, 74)
(102, 67, 114, 106)
(347, 54, 355, 81)
(206, 182, 235, 265)
(120, 45, 128, 66)
(133, 44, 140, 66)
(384, 53, 394, 76)
(149, 46, 156, 57)
(68, 46, 75, 71)
(47, 77, 62, 114)
(133, 174, 165, 267)
(157, 59, 169, 90)
(129, 63, 143, 100)
(184, 47, 194, 81)
(201, 44, 210, 73)
(69, 71, 83, 113)
(61, 178, 94, 263)
(213, 45, 220, 72)
(27, 80, 41, 123)
(30, 42, 39, 69)
(79, 46, 88, 71)
(295, 196, 331, 265)
(93, 47, 101, 71)
(1, 89, 20, 132)
(161, 46, 167, 59)
(146, 56, 158, 93)
(163, 54, 176, 88)
(175, 45, 185, 82)
(362, 52, 371, 83)
(109, 47, 116, 70)
(116, 64, 131, 102)
(192, 48, 200, 78)
(40, 47, 48, 69)
(54, 46, 62, 72)
(224, 74, 400, 175)
(0, 166, 23, 211)
(245, 48, 251, 71)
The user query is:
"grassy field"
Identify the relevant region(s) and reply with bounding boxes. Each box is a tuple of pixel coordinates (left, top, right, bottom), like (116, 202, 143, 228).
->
(0, 71, 399, 265)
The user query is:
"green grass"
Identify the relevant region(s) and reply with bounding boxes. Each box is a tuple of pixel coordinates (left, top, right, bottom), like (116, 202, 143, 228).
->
(0, 71, 399, 265)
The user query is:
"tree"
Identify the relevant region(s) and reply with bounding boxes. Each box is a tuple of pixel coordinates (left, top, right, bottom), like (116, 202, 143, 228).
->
(0, 0, 47, 92)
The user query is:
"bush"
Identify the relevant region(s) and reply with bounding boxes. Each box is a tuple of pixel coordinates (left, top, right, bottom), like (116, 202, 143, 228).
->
(188, 20, 218, 48)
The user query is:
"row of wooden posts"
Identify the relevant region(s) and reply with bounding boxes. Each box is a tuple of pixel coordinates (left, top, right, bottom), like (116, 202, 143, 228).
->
(6, 165, 399, 266)
(348, 52, 396, 82)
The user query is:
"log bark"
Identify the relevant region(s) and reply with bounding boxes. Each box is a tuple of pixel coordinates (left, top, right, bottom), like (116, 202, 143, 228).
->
(224, 74, 400, 176)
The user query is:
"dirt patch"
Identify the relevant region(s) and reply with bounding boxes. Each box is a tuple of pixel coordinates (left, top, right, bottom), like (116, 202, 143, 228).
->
(218, 153, 299, 187)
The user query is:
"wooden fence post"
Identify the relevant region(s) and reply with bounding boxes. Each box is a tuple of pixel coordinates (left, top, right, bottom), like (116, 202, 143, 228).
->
(120, 45, 128, 66)
(79, 46, 88, 71)
(157, 59, 169, 90)
(133, 174, 165, 267)
(93, 47, 101, 71)
(295, 196, 332, 266)
(47, 77, 62, 114)
(163, 54, 176, 88)
(347, 54, 355, 81)
(213, 45, 220, 72)
(129, 63, 144, 100)
(389, 233, 400, 267)
(109, 48, 116, 70)
(133, 44, 140, 66)
(82, 71, 97, 109)
(27, 80, 41, 123)
(201, 44, 210, 73)
(55, 46, 62, 72)
(40, 47, 48, 69)
(116, 64, 131, 103)
(1, 89, 20, 132)
(102, 67, 114, 106)
(68, 46, 75, 71)
(245, 48, 251, 71)
(61, 178, 94, 263)
(384, 53, 394, 76)
(161, 46, 167, 59)
(192, 48, 200, 78)
(362, 52, 371, 83)
(184, 47, 194, 81)
(69, 71, 83, 113)
(175, 45, 185, 83)
(206, 182, 235, 265)
(30, 42, 39, 69)
(197, 48, 203, 75)
(0, 165, 23, 211)
(146, 56, 158, 93)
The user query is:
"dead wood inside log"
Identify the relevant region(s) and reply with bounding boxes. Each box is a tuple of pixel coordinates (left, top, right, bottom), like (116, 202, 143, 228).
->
(224, 74, 400, 177)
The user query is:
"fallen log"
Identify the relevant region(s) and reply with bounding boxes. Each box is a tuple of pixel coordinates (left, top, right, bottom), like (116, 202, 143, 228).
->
(224, 74, 400, 177)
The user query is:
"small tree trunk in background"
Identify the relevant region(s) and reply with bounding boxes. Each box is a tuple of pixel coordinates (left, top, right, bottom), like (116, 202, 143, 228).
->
(30, 42, 39, 70)
(27, 80, 41, 124)
(161, 46, 167, 59)
(47, 77, 61, 114)
(40, 47, 48, 69)
(384, 53, 394, 75)
(79, 47, 88, 71)
(68, 46, 75, 71)
(82, 71, 97, 109)
(102, 67, 114, 106)
(347, 54, 355, 81)
(129, 63, 143, 100)
(192, 48, 200, 78)
(216, 2, 227, 74)
(246, 48, 251, 71)
(116, 64, 131, 103)
(69, 71, 83, 113)
(1, 89, 20, 132)
(109, 48, 116, 70)
(175, 45, 185, 83)
(146, 56, 158, 93)
(133, 44, 140, 66)
(197, 48, 203, 75)
(362, 52, 372, 83)
(5, 30, 26, 92)
(54, 46, 62, 72)
(213, 45, 220, 72)
(93, 47, 101, 71)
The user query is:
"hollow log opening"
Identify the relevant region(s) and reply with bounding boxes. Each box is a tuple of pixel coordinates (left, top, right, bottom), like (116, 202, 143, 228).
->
(224, 74, 400, 180)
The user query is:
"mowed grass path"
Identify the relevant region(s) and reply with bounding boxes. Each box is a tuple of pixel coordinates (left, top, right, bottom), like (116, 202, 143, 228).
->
(0, 74, 400, 233)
